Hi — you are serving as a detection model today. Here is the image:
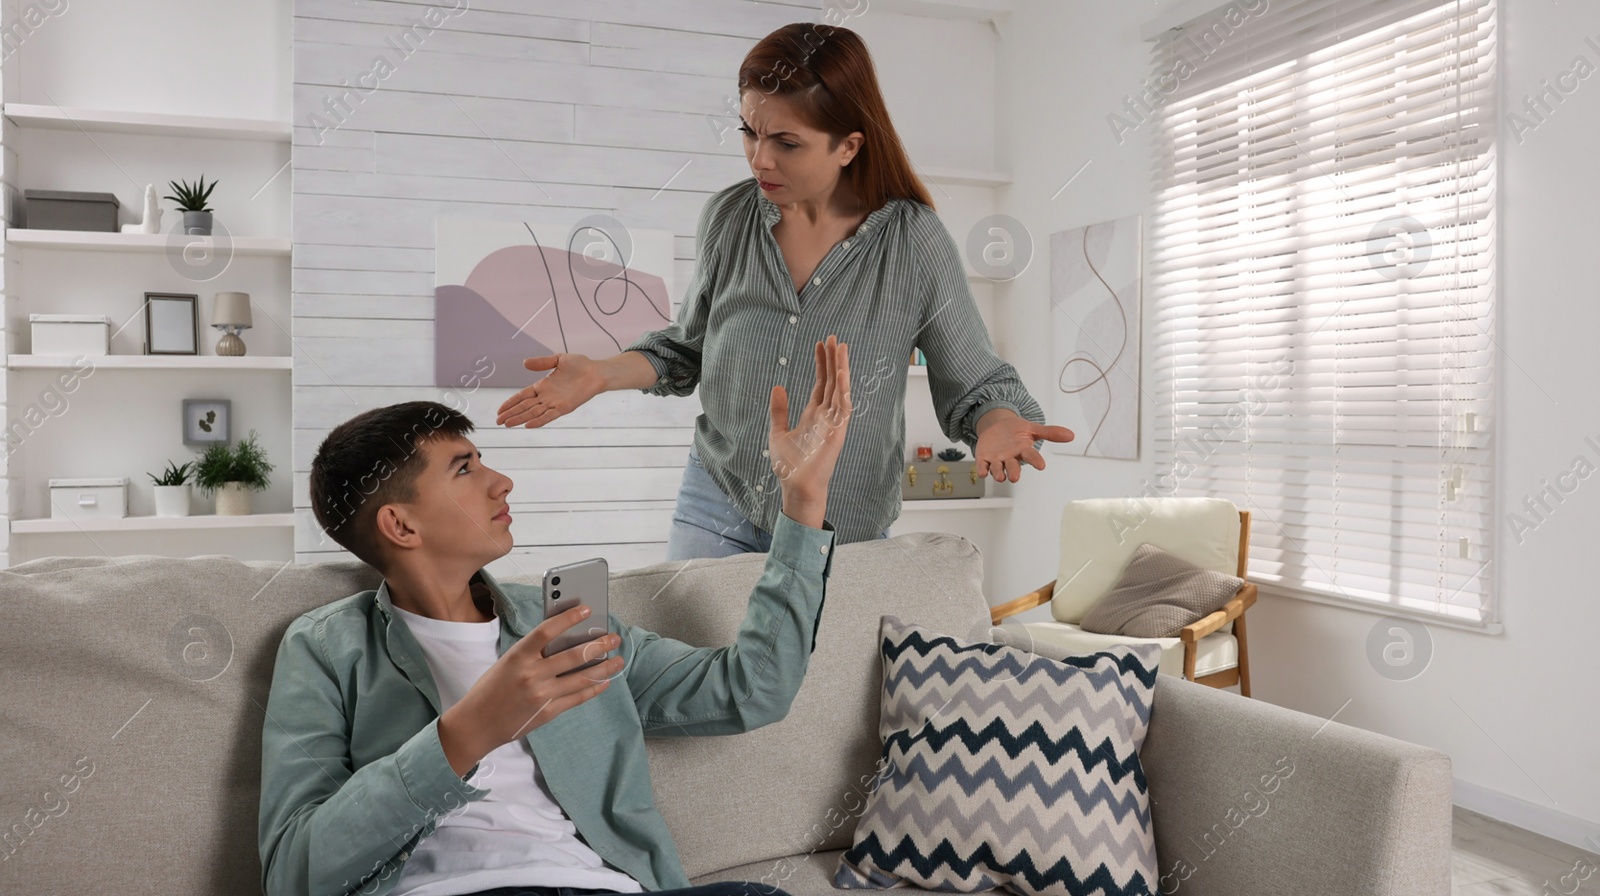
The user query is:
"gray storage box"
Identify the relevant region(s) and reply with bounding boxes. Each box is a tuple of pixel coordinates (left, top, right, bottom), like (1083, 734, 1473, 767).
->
(23, 189, 121, 232)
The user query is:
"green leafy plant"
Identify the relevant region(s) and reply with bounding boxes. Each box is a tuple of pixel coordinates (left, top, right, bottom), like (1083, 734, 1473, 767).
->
(937, 447, 967, 461)
(193, 430, 274, 495)
(164, 175, 217, 213)
(148, 460, 193, 487)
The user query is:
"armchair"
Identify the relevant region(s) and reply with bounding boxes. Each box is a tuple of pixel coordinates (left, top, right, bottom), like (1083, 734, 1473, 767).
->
(989, 497, 1256, 695)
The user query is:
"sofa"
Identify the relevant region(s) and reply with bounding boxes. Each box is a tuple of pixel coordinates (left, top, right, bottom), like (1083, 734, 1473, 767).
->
(0, 532, 1452, 896)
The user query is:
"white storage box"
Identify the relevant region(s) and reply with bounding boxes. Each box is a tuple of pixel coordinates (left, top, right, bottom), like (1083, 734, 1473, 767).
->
(48, 477, 129, 520)
(30, 314, 111, 357)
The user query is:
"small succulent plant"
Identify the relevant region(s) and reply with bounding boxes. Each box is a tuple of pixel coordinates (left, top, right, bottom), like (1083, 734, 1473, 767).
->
(938, 447, 967, 462)
(164, 175, 217, 213)
(148, 460, 193, 486)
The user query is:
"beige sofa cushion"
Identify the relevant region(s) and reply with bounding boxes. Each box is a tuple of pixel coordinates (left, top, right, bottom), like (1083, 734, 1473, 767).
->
(0, 532, 991, 895)
(1052, 497, 1241, 623)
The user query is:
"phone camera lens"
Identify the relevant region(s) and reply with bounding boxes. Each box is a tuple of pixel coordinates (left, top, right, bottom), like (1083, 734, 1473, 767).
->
(551, 576, 561, 586)
(551, 589, 561, 599)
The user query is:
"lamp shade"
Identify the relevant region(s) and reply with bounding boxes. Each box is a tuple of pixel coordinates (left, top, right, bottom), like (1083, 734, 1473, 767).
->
(211, 292, 252, 329)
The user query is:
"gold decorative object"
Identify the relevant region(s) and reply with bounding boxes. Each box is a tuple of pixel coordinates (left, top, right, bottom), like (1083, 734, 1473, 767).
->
(902, 460, 986, 500)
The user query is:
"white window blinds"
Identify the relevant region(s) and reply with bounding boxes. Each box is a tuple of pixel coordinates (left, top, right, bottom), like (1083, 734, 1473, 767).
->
(1147, 0, 1498, 625)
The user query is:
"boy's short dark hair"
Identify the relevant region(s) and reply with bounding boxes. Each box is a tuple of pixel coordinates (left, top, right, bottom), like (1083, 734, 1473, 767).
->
(309, 401, 475, 572)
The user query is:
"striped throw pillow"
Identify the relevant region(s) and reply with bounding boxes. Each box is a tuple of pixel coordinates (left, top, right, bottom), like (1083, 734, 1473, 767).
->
(834, 615, 1160, 896)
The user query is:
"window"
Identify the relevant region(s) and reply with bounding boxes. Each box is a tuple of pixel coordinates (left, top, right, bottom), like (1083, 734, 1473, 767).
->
(1147, 0, 1498, 626)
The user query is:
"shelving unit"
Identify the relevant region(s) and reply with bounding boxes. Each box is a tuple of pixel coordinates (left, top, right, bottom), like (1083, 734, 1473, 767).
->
(1, 101, 293, 564)
(867, 0, 1014, 26)
(899, 497, 1015, 512)
(894, 149, 1020, 529)
(3, 103, 292, 142)
(8, 354, 291, 370)
(923, 166, 1014, 187)
(6, 229, 290, 255)
(11, 513, 295, 534)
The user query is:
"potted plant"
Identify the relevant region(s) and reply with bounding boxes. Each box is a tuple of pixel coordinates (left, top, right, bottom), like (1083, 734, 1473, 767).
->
(148, 460, 194, 518)
(164, 175, 217, 236)
(194, 429, 274, 515)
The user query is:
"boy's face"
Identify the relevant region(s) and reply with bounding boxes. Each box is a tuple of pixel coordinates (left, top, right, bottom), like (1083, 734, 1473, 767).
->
(380, 435, 515, 569)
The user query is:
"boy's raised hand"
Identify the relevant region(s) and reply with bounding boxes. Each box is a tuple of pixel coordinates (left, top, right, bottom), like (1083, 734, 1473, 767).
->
(767, 335, 851, 530)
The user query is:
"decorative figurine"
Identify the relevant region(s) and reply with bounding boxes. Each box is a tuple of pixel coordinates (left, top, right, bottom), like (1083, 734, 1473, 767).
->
(120, 184, 163, 234)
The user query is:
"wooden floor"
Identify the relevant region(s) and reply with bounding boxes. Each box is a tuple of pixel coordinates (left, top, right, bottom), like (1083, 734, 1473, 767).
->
(1453, 806, 1597, 894)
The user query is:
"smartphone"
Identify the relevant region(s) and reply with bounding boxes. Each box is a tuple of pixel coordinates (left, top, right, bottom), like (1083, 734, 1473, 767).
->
(541, 558, 611, 677)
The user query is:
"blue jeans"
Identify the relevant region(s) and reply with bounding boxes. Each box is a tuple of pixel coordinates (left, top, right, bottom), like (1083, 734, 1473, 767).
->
(664, 446, 885, 560)
(463, 883, 789, 896)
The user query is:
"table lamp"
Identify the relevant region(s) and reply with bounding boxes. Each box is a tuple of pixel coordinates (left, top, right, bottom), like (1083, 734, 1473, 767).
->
(211, 291, 253, 357)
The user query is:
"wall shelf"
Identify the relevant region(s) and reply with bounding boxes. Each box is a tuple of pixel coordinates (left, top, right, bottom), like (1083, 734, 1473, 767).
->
(869, 0, 1014, 24)
(11, 512, 295, 534)
(5, 229, 290, 255)
(8, 355, 291, 370)
(899, 497, 1015, 511)
(4, 103, 292, 142)
(908, 365, 928, 377)
(922, 166, 1014, 187)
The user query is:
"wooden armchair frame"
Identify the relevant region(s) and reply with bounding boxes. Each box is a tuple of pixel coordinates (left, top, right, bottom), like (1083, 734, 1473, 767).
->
(989, 510, 1255, 697)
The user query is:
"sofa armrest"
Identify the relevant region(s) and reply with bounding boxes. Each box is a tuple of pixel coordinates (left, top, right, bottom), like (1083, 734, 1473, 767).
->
(1140, 676, 1452, 896)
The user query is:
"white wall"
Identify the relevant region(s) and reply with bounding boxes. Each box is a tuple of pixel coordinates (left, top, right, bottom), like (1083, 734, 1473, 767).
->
(990, 0, 1600, 846)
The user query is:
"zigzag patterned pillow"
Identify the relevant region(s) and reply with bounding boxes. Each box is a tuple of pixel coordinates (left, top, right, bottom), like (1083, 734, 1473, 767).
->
(834, 615, 1161, 896)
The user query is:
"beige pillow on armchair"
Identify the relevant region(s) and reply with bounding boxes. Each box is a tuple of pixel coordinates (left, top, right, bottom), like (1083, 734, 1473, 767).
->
(1079, 543, 1243, 638)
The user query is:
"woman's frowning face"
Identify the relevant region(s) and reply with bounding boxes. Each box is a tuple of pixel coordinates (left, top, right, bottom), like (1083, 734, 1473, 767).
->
(738, 89, 862, 206)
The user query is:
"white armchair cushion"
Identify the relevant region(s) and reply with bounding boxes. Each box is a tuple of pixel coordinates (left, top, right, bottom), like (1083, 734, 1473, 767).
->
(993, 620, 1239, 679)
(1053, 497, 1241, 623)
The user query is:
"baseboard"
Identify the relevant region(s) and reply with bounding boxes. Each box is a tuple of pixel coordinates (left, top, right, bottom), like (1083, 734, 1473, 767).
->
(1454, 778, 1600, 853)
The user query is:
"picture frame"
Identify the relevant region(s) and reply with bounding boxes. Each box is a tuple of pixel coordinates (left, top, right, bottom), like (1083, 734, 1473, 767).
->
(145, 292, 199, 355)
(182, 399, 231, 446)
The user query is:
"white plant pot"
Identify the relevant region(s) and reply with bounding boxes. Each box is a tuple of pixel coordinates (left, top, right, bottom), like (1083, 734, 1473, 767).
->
(215, 482, 252, 516)
(153, 484, 191, 517)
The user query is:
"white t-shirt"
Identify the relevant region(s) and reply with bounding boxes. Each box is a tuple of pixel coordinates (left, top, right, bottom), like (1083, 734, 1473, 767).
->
(380, 590, 644, 896)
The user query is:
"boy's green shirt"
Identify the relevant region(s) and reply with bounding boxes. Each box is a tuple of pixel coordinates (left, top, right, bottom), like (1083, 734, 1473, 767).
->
(258, 512, 837, 896)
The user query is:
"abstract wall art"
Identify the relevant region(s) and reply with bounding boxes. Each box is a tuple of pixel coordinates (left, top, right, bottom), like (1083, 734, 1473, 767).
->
(435, 216, 676, 391)
(1048, 215, 1141, 459)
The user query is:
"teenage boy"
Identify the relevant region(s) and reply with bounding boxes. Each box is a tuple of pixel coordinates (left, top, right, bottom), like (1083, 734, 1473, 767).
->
(259, 339, 852, 896)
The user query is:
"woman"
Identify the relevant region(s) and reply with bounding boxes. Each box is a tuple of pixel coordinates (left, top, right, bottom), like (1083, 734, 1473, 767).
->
(497, 23, 1072, 560)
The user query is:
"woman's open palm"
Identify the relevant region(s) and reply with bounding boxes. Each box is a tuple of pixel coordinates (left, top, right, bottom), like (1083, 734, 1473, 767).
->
(496, 354, 605, 428)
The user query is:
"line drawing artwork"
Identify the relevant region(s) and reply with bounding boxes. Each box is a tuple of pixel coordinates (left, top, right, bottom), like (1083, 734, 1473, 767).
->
(1049, 215, 1141, 459)
(435, 217, 676, 390)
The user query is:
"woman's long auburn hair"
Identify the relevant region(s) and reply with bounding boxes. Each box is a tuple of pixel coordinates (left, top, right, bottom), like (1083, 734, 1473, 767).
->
(738, 23, 935, 212)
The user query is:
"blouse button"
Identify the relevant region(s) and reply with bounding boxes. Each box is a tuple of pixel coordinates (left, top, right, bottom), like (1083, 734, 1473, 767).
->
(812, 277, 821, 286)
(842, 240, 851, 249)
(778, 357, 788, 366)
(789, 315, 798, 324)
